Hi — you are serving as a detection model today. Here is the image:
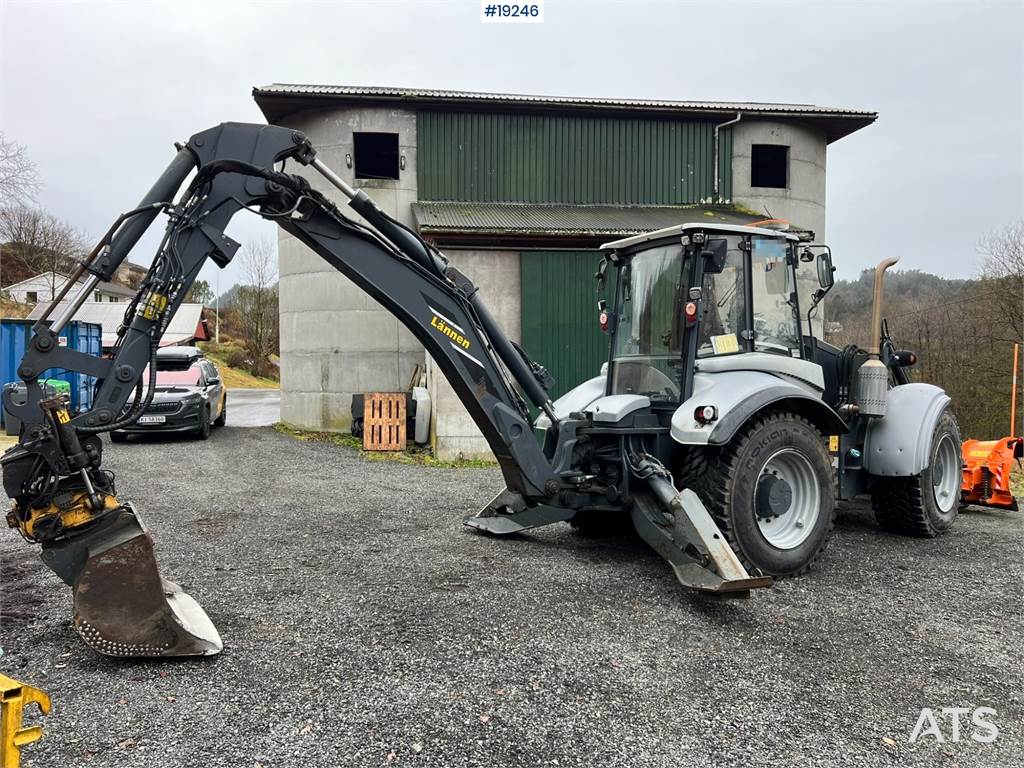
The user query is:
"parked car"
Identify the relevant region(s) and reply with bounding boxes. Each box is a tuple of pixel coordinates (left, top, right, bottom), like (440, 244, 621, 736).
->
(110, 346, 226, 442)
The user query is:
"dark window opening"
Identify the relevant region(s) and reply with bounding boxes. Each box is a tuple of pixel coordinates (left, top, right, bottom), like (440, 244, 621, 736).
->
(353, 132, 400, 180)
(25, 291, 37, 303)
(751, 144, 788, 188)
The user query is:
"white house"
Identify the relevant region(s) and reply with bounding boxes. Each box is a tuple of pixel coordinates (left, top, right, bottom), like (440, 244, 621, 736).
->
(3, 271, 136, 305)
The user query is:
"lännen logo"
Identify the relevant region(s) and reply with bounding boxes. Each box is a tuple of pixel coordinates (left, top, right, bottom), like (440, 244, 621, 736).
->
(429, 307, 471, 350)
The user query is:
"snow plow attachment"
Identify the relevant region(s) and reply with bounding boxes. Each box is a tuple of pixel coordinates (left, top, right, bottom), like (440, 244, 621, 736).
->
(39, 504, 222, 658)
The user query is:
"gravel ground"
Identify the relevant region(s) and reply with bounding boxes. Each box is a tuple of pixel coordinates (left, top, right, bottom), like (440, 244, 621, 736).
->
(1, 426, 1021, 768)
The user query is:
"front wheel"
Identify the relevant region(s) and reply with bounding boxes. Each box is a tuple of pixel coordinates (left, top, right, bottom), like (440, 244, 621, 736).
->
(871, 409, 962, 537)
(691, 412, 835, 577)
(195, 408, 212, 440)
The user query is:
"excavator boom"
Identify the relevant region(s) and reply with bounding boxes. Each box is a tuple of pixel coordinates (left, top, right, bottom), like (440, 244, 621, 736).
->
(3, 123, 769, 658)
(1, 123, 565, 657)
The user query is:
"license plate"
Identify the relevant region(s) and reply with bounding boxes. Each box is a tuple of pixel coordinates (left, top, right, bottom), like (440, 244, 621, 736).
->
(138, 415, 166, 425)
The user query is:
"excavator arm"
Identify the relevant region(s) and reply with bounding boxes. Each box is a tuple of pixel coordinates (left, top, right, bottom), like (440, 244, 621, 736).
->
(2, 123, 769, 659)
(2, 123, 562, 657)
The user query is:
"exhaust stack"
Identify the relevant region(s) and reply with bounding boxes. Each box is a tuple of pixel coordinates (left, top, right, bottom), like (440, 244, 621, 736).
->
(857, 257, 900, 418)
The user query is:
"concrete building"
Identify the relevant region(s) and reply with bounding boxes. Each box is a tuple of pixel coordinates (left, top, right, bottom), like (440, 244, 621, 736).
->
(254, 85, 875, 459)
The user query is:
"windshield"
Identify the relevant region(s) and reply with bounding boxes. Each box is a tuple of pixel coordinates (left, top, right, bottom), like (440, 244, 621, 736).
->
(143, 364, 203, 387)
(697, 235, 801, 358)
(697, 237, 747, 357)
(609, 244, 686, 401)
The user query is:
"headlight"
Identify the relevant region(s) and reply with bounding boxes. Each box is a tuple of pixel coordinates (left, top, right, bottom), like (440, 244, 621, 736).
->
(180, 394, 203, 407)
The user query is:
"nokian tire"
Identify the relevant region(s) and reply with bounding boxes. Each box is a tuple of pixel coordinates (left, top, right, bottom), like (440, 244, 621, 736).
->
(871, 408, 962, 537)
(690, 411, 835, 577)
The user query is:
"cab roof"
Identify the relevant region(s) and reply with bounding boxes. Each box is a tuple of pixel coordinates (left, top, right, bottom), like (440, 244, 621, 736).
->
(600, 222, 800, 251)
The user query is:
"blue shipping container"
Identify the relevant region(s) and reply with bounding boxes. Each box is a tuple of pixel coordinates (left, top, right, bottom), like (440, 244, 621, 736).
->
(1, 318, 103, 420)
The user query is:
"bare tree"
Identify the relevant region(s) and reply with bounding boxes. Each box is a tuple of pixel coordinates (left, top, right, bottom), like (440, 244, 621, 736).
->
(977, 220, 1024, 342)
(0, 133, 40, 205)
(0, 205, 87, 297)
(233, 236, 279, 377)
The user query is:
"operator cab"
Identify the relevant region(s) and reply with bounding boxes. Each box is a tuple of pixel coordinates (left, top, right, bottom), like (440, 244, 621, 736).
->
(599, 223, 829, 405)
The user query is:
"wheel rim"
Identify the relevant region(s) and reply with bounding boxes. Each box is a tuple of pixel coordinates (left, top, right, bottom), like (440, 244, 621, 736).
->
(931, 433, 960, 513)
(753, 448, 821, 550)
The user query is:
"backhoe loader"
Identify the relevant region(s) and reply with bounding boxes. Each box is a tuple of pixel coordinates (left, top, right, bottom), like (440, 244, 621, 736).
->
(1, 123, 963, 658)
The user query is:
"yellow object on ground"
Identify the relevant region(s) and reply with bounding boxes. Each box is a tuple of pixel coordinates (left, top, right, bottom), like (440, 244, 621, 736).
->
(0, 674, 51, 768)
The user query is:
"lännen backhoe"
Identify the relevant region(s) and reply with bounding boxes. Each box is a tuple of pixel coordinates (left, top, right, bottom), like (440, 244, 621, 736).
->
(2, 124, 963, 658)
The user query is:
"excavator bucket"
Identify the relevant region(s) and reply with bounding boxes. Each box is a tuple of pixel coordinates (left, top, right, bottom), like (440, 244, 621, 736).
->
(39, 504, 221, 657)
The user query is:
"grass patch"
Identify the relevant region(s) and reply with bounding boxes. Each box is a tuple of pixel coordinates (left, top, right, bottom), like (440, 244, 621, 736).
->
(1011, 463, 1024, 500)
(200, 344, 279, 389)
(274, 423, 496, 469)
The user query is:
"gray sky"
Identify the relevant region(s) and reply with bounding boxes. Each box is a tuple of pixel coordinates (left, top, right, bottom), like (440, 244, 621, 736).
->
(1, 0, 1021, 290)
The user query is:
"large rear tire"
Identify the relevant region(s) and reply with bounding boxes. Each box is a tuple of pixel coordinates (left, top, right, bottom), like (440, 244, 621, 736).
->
(690, 411, 835, 577)
(871, 409, 962, 537)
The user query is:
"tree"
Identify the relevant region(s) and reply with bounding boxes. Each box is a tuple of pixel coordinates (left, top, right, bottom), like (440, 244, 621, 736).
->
(977, 220, 1024, 343)
(233, 237, 279, 377)
(0, 205, 87, 297)
(0, 133, 39, 205)
(185, 279, 214, 306)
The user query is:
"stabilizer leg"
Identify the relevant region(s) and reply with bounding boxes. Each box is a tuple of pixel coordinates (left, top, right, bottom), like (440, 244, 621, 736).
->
(463, 487, 576, 535)
(633, 476, 773, 596)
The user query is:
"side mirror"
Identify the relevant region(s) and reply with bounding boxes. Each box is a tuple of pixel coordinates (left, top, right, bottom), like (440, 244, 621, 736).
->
(207, 377, 220, 386)
(816, 251, 835, 290)
(701, 238, 729, 274)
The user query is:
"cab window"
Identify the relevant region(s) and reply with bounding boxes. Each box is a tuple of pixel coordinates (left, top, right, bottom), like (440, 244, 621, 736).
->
(750, 237, 800, 357)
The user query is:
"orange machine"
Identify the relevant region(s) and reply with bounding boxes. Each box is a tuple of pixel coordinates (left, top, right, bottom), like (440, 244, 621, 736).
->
(961, 343, 1021, 510)
(962, 436, 1022, 510)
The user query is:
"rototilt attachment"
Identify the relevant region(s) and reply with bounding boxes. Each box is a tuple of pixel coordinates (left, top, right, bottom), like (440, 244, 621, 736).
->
(39, 504, 222, 658)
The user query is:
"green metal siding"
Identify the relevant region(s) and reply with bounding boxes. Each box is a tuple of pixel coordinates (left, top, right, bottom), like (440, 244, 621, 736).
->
(420, 111, 732, 205)
(520, 251, 610, 400)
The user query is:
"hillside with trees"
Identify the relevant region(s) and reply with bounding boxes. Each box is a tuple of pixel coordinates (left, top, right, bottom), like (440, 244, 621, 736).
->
(825, 221, 1022, 441)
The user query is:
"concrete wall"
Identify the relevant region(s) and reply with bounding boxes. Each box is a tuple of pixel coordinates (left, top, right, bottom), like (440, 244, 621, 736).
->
(730, 119, 828, 333)
(275, 106, 422, 431)
(426, 249, 521, 461)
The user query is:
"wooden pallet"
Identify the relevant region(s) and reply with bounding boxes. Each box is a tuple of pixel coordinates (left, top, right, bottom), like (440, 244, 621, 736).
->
(362, 392, 407, 451)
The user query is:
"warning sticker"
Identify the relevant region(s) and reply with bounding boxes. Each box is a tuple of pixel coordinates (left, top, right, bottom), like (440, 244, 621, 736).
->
(710, 333, 740, 355)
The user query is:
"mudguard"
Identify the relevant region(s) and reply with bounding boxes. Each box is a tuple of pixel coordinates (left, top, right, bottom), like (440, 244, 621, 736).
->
(863, 383, 950, 477)
(534, 374, 606, 430)
(671, 370, 847, 446)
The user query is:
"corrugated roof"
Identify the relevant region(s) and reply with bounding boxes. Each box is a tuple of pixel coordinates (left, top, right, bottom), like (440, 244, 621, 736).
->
(412, 202, 768, 238)
(27, 302, 206, 348)
(253, 84, 876, 143)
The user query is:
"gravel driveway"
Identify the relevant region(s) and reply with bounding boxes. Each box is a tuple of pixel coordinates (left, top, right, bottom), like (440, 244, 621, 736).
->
(1, 427, 1020, 767)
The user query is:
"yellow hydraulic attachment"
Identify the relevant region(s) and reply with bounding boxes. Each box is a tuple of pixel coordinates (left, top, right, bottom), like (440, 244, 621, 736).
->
(7, 491, 121, 543)
(0, 674, 51, 768)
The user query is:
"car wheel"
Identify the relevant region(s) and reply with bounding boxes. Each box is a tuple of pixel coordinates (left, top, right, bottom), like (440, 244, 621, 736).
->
(214, 397, 226, 427)
(196, 408, 211, 440)
(110, 431, 128, 444)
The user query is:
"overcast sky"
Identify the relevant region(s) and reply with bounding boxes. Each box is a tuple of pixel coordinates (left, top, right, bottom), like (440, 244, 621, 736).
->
(1, 0, 1021, 291)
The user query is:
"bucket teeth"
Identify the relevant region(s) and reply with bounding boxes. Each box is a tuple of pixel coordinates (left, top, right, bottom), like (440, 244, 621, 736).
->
(46, 504, 222, 658)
